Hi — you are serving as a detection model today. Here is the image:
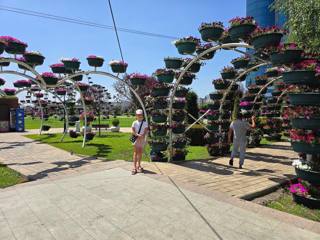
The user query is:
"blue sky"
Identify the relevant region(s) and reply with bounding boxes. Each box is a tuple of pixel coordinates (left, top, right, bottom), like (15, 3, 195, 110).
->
(0, 0, 246, 98)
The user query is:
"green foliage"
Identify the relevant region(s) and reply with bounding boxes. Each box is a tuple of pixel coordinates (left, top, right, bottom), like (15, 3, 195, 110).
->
(271, 0, 320, 52)
(0, 164, 25, 188)
(186, 91, 199, 124)
(112, 118, 120, 127)
(185, 124, 207, 146)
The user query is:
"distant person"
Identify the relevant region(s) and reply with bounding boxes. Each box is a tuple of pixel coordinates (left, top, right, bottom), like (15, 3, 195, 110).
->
(131, 109, 148, 175)
(228, 113, 256, 169)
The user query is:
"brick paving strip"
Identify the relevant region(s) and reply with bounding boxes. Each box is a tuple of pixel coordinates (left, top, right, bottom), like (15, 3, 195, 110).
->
(0, 131, 319, 239)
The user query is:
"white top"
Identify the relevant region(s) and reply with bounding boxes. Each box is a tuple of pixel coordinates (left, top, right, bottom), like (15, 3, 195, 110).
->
(230, 119, 250, 142)
(132, 120, 148, 135)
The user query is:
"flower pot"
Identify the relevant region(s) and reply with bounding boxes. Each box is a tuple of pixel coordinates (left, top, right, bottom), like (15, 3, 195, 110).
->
(152, 129, 167, 137)
(272, 91, 281, 97)
(110, 64, 127, 73)
(151, 142, 168, 152)
(175, 42, 197, 55)
(72, 75, 83, 82)
(295, 167, 320, 185)
(164, 58, 183, 69)
(240, 104, 253, 111)
(208, 103, 220, 110)
(207, 114, 219, 121)
(232, 59, 250, 69)
(151, 87, 170, 97)
(172, 114, 185, 122)
(179, 75, 194, 85)
(172, 153, 186, 161)
(230, 84, 239, 91)
(243, 95, 255, 102)
(289, 93, 320, 106)
(291, 118, 320, 130)
(196, 48, 215, 60)
(172, 126, 185, 134)
(43, 76, 58, 86)
(209, 93, 223, 100)
(186, 62, 201, 73)
(62, 60, 80, 71)
(248, 88, 260, 94)
(24, 53, 45, 66)
(175, 89, 188, 97)
(292, 142, 320, 154)
(207, 124, 219, 132)
(207, 146, 220, 156)
(5, 42, 27, 55)
(130, 77, 146, 85)
(86, 133, 95, 141)
(69, 130, 79, 138)
(78, 84, 89, 92)
(292, 194, 320, 209)
(255, 79, 267, 86)
(266, 70, 279, 77)
(151, 115, 167, 123)
(0, 41, 5, 54)
(0, 59, 10, 67)
(270, 49, 303, 65)
(229, 24, 256, 40)
(173, 141, 187, 148)
(172, 102, 186, 109)
(200, 27, 224, 42)
(41, 125, 51, 131)
(87, 58, 104, 68)
(251, 33, 283, 50)
(14, 82, 31, 88)
(51, 66, 66, 74)
(157, 73, 174, 83)
(214, 82, 229, 90)
(153, 101, 168, 110)
(283, 70, 316, 85)
(221, 71, 235, 80)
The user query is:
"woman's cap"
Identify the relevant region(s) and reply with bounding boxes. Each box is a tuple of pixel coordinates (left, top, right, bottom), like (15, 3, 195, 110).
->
(135, 109, 143, 115)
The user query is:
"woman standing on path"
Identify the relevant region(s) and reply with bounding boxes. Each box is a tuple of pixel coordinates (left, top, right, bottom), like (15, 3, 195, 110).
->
(131, 109, 148, 175)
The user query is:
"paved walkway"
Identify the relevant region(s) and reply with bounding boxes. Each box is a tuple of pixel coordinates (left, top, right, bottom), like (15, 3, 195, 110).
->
(1, 131, 320, 239)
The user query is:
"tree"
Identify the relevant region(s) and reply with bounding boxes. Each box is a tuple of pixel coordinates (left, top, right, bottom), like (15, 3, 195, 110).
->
(186, 91, 199, 124)
(271, 0, 320, 53)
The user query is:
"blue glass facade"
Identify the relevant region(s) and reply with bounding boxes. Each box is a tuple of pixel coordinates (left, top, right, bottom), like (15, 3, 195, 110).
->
(245, 0, 279, 87)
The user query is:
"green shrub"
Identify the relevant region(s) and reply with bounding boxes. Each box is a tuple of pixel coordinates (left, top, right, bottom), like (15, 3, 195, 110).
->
(185, 124, 207, 146)
(112, 118, 120, 127)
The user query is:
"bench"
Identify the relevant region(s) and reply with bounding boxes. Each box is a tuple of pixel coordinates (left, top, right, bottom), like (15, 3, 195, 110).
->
(92, 124, 109, 130)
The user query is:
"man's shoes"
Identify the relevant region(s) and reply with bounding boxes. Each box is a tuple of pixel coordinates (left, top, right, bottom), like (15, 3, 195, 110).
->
(229, 159, 233, 166)
(239, 164, 243, 169)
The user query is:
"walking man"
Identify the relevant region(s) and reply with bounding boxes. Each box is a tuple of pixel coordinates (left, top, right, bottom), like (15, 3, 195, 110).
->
(228, 113, 256, 169)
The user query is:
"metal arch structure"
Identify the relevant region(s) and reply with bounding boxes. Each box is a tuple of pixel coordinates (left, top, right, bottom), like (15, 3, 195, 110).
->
(167, 42, 272, 162)
(0, 70, 70, 139)
(57, 70, 149, 148)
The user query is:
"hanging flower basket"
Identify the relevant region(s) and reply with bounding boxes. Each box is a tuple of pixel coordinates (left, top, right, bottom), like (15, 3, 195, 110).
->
(207, 124, 219, 132)
(0, 40, 5, 55)
(172, 124, 186, 134)
(291, 118, 320, 130)
(230, 84, 239, 91)
(208, 102, 220, 110)
(289, 93, 320, 106)
(23, 51, 45, 66)
(0, 78, 5, 86)
(239, 101, 253, 110)
(128, 73, 147, 85)
(40, 72, 59, 86)
(196, 43, 215, 60)
(0, 57, 10, 67)
(16, 57, 31, 71)
(151, 114, 167, 123)
(3, 88, 16, 96)
(151, 86, 170, 97)
(219, 31, 235, 47)
(251, 26, 283, 49)
(231, 56, 250, 69)
(295, 167, 320, 185)
(69, 130, 79, 138)
(2, 36, 28, 54)
(292, 194, 320, 209)
(153, 99, 168, 109)
(13, 80, 31, 88)
(207, 114, 219, 121)
(61, 58, 81, 71)
(71, 75, 83, 82)
(292, 142, 320, 154)
(85, 132, 95, 141)
(50, 63, 66, 74)
(109, 60, 128, 73)
(55, 88, 67, 96)
(242, 95, 255, 102)
(151, 125, 168, 137)
(182, 59, 202, 73)
(41, 125, 51, 131)
(76, 82, 89, 92)
(209, 93, 223, 100)
(248, 86, 260, 94)
(283, 70, 316, 85)
(175, 72, 195, 86)
(86, 55, 104, 67)
(221, 66, 236, 79)
(213, 79, 230, 90)
(173, 139, 188, 148)
(172, 111, 186, 122)
(164, 57, 183, 69)
(174, 36, 200, 55)
(154, 68, 175, 83)
(271, 49, 303, 65)
(266, 68, 280, 77)
(174, 87, 189, 97)
(229, 23, 256, 40)
(150, 142, 168, 152)
(172, 100, 186, 109)
(272, 91, 281, 97)
(198, 22, 224, 42)
(255, 76, 268, 86)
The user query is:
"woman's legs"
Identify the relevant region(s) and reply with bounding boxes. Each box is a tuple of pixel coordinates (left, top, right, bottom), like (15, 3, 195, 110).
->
(136, 146, 143, 170)
(133, 146, 138, 172)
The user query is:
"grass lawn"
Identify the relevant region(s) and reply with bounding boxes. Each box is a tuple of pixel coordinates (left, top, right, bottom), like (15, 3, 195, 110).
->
(26, 133, 213, 161)
(0, 164, 26, 188)
(266, 191, 320, 222)
(25, 116, 135, 129)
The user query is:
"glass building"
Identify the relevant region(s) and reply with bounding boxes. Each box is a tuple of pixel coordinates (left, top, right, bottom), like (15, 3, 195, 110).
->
(245, 0, 285, 87)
